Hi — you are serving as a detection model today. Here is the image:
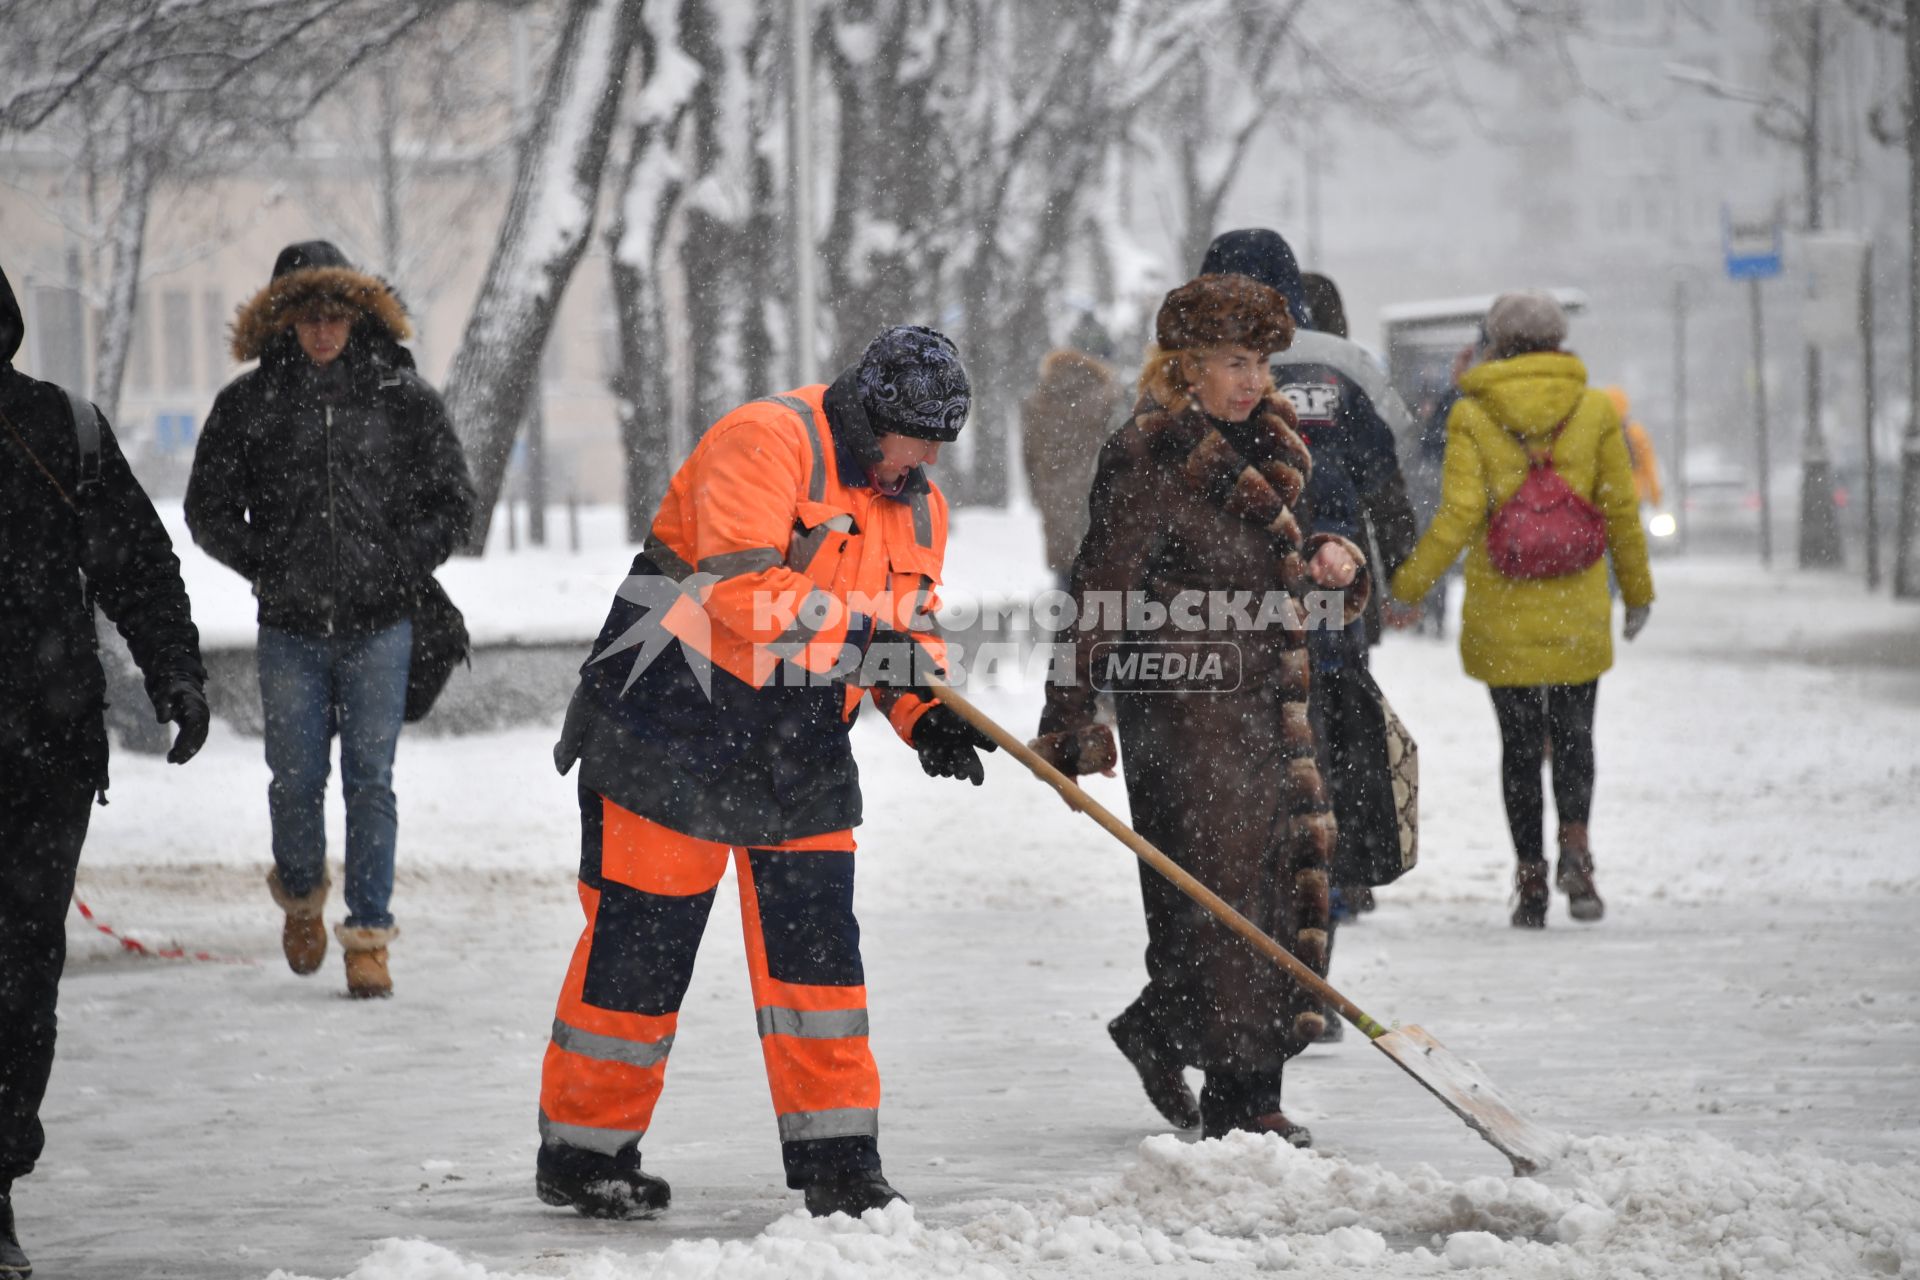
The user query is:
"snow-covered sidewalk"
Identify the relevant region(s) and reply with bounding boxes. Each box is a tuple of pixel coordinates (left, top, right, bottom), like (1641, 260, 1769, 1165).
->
(32, 549, 1920, 1278)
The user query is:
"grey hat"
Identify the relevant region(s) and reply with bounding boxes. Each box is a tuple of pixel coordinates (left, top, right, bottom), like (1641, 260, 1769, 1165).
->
(1483, 291, 1568, 358)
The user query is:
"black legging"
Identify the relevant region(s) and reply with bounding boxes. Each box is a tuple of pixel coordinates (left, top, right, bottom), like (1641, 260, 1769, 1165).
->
(1488, 682, 1598, 864)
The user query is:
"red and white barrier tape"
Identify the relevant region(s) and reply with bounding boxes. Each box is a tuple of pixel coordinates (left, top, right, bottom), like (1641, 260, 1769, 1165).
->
(71, 894, 253, 965)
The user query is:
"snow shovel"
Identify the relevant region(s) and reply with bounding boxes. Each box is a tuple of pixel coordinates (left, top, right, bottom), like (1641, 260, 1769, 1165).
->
(927, 676, 1563, 1177)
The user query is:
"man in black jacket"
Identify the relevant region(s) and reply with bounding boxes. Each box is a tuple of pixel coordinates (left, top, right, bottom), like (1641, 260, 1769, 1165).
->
(0, 261, 208, 1279)
(186, 241, 473, 1000)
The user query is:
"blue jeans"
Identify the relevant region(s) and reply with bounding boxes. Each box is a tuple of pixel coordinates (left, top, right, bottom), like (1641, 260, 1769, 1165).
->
(258, 622, 411, 929)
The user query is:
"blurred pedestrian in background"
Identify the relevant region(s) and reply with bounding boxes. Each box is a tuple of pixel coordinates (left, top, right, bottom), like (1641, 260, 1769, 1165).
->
(1021, 342, 1123, 589)
(1389, 291, 1654, 928)
(1603, 385, 1665, 511)
(186, 240, 474, 999)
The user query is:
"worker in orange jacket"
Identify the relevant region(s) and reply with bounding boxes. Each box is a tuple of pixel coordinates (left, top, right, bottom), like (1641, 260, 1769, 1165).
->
(536, 326, 995, 1220)
(1603, 386, 1663, 509)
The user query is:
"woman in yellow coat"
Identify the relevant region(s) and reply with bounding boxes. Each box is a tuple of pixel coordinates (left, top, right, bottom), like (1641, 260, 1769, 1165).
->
(1390, 293, 1654, 928)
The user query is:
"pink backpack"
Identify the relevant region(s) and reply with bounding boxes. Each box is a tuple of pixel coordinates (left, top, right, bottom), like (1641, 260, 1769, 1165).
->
(1484, 413, 1607, 580)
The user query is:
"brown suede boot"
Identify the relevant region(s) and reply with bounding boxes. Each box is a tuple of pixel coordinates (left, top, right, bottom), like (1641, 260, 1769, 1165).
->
(1556, 823, 1605, 922)
(267, 869, 330, 975)
(1511, 861, 1550, 929)
(335, 924, 399, 998)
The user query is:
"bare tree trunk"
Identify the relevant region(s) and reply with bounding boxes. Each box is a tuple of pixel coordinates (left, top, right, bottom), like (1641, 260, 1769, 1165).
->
(607, 4, 698, 541)
(609, 253, 675, 541)
(966, 137, 1107, 507)
(443, 0, 641, 552)
(1894, 0, 1920, 596)
(819, 1, 955, 368)
(90, 110, 158, 425)
(739, 12, 780, 394)
(376, 60, 403, 283)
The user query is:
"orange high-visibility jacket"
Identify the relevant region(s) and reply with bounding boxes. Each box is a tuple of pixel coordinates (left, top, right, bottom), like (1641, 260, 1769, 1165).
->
(557, 385, 950, 845)
(1623, 420, 1663, 508)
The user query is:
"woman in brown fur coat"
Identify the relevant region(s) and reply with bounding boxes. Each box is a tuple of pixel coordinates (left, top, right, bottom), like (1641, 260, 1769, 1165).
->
(1032, 274, 1366, 1145)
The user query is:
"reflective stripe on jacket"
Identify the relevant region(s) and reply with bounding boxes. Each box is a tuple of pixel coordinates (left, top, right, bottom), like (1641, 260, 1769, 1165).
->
(558, 385, 949, 846)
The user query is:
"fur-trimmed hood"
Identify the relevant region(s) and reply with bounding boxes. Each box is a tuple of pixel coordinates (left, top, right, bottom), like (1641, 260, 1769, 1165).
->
(230, 262, 412, 364)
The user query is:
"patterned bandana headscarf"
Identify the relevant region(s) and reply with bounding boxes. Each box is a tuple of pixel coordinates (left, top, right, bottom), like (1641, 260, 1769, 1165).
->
(855, 325, 971, 442)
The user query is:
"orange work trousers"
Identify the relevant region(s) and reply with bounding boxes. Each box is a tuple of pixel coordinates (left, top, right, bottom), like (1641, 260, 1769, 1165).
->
(538, 787, 881, 1187)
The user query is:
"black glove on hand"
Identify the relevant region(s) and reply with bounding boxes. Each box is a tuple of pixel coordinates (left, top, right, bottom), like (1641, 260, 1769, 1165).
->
(913, 703, 998, 786)
(157, 679, 210, 765)
(863, 624, 941, 693)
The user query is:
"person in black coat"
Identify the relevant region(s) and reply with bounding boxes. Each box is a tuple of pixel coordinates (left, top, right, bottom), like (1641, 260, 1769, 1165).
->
(0, 261, 208, 1277)
(185, 241, 473, 999)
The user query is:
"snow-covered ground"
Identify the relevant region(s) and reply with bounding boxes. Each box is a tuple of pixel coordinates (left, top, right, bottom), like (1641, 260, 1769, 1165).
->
(32, 510, 1920, 1279)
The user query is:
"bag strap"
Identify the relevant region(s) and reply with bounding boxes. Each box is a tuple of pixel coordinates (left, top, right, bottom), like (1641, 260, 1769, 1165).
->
(1500, 411, 1574, 468)
(1485, 410, 1576, 523)
(0, 397, 79, 511)
(65, 387, 103, 497)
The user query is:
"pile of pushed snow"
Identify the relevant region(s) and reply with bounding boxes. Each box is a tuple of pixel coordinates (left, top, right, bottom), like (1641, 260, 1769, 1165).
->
(272, 1130, 1920, 1278)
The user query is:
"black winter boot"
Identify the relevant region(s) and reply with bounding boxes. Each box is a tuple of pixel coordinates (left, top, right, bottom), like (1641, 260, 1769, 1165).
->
(0, 1190, 29, 1279)
(1243, 1111, 1314, 1148)
(1199, 1068, 1287, 1140)
(535, 1143, 670, 1219)
(1511, 861, 1550, 929)
(803, 1172, 907, 1217)
(1108, 1012, 1201, 1129)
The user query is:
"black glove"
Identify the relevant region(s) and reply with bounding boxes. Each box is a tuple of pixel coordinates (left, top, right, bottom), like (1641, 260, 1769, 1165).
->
(862, 624, 942, 693)
(912, 703, 998, 786)
(156, 678, 210, 765)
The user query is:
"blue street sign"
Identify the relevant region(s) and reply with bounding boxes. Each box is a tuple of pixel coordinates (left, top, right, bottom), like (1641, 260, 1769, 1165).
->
(1723, 207, 1782, 280)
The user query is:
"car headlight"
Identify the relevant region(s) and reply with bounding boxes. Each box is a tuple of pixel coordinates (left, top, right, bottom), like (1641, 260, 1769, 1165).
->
(1648, 512, 1677, 539)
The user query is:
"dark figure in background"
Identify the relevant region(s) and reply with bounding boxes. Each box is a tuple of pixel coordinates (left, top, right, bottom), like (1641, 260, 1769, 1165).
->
(186, 241, 473, 999)
(1021, 347, 1124, 586)
(1197, 233, 1421, 1036)
(1, 263, 208, 1279)
(1033, 273, 1367, 1143)
(1405, 343, 1478, 638)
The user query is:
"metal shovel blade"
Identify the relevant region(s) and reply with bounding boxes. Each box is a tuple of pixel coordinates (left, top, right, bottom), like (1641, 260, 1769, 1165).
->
(1368, 1025, 1565, 1176)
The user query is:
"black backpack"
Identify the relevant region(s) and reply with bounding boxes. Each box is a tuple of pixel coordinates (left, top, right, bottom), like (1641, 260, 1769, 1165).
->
(65, 386, 104, 498)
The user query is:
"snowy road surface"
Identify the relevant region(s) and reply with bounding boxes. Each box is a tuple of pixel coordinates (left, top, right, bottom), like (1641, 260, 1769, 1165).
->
(30, 555, 1920, 1278)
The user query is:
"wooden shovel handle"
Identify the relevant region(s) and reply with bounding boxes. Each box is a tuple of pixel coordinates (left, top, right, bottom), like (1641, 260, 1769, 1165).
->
(926, 677, 1389, 1041)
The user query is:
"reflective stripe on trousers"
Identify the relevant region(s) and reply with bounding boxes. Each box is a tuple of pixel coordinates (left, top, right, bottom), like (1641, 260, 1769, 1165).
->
(538, 790, 879, 1165)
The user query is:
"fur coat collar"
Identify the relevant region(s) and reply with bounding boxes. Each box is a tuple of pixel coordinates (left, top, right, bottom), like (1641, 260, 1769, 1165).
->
(1131, 391, 1315, 553)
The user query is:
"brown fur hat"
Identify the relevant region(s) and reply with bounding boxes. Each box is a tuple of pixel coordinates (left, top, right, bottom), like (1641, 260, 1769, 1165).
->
(1154, 273, 1293, 355)
(230, 243, 412, 363)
